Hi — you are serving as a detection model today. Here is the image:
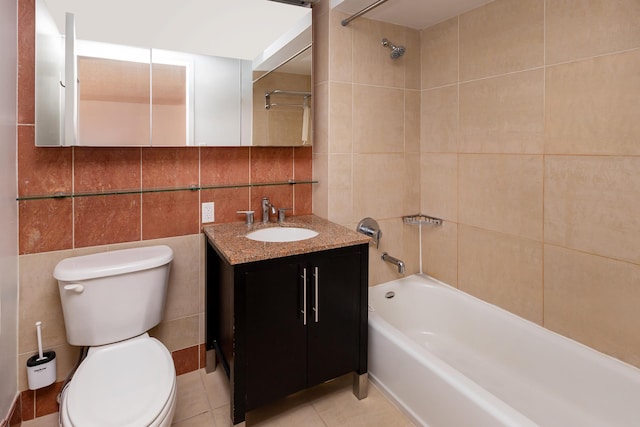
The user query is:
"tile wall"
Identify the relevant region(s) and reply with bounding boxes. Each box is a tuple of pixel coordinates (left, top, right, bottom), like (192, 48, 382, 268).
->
(16, 0, 312, 420)
(312, 1, 422, 285)
(419, 0, 640, 367)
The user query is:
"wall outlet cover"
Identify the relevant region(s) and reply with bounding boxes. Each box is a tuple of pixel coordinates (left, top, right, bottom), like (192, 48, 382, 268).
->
(202, 202, 214, 223)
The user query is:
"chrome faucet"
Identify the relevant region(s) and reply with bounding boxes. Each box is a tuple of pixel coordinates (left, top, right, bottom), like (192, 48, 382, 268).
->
(261, 197, 277, 223)
(382, 252, 405, 274)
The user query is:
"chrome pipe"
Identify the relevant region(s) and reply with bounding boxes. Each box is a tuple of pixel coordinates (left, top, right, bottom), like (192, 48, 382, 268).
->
(341, 0, 390, 26)
(381, 252, 405, 274)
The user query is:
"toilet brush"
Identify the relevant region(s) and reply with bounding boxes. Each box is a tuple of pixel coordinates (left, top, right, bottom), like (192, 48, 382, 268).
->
(26, 321, 57, 390)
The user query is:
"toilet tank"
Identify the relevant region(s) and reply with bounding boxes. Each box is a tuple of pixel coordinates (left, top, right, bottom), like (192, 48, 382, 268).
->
(54, 245, 174, 346)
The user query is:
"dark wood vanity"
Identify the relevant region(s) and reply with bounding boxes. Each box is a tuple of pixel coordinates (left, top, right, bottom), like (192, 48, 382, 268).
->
(204, 215, 369, 426)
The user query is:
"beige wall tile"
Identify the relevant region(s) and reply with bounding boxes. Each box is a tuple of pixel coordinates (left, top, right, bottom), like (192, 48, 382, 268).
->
(459, 225, 543, 324)
(352, 18, 406, 88)
(329, 11, 353, 83)
(353, 85, 405, 154)
(421, 221, 458, 287)
(403, 222, 421, 277)
(544, 156, 640, 264)
(421, 17, 458, 90)
(149, 315, 199, 352)
(459, 154, 543, 240)
(404, 153, 421, 215)
(312, 153, 328, 219)
(405, 90, 420, 153)
(544, 245, 640, 367)
(405, 28, 421, 90)
(420, 153, 457, 222)
(459, 69, 544, 154)
(421, 85, 458, 153)
(313, 7, 329, 84)
(353, 154, 406, 220)
(313, 82, 328, 154)
(327, 154, 353, 225)
(368, 219, 409, 286)
(328, 82, 352, 154)
(459, 0, 544, 81)
(546, 0, 640, 65)
(153, 235, 201, 322)
(545, 49, 640, 155)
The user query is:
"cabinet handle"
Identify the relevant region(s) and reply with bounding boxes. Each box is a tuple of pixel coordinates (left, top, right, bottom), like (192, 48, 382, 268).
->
(302, 267, 307, 326)
(313, 266, 319, 323)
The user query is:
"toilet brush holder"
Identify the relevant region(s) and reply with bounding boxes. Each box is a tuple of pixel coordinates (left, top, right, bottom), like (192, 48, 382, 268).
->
(27, 351, 56, 390)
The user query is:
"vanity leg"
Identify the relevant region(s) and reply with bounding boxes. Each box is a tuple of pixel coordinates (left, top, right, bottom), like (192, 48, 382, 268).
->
(205, 349, 217, 373)
(352, 372, 368, 400)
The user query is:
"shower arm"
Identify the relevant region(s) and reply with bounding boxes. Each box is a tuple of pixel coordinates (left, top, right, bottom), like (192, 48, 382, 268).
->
(341, 0, 390, 26)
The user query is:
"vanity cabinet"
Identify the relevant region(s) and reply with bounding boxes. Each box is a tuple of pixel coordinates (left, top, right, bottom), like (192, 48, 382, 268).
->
(206, 241, 368, 425)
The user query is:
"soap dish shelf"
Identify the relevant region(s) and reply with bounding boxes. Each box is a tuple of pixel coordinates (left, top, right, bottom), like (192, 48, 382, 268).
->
(403, 214, 443, 226)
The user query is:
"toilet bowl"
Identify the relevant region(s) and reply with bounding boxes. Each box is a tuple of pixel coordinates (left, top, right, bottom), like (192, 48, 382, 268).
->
(54, 246, 176, 427)
(59, 334, 177, 427)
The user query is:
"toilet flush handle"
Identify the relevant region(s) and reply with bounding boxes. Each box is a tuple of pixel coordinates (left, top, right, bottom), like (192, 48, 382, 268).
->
(63, 284, 84, 293)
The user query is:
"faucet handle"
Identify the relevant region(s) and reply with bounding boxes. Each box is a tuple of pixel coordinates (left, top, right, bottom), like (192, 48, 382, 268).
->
(237, 210, 254, 225)
(277, 208, 292, 223)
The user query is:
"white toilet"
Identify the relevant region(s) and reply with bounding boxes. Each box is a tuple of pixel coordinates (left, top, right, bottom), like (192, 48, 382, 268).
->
(54, 245, 177, 427)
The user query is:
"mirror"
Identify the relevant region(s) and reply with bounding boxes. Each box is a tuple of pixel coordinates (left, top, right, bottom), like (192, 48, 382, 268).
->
(35, 0, 311, 147)
(252, 16, 312, 147)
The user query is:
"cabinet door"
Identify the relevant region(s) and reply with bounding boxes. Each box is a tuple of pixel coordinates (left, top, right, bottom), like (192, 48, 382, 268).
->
(244, 260, 307, 410)
(307, 248, 363, 386)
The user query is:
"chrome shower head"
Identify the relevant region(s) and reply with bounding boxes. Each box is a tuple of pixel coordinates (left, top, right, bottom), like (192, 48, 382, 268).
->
(382, 38, 405, 59)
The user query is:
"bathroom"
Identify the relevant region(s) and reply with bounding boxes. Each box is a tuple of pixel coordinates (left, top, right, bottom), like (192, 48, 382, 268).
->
(2, 0, 640, 425)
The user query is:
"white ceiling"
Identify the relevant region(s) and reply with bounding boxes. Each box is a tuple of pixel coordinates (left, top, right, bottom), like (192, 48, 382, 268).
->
(332, 0, 494, 30)
(42, 0, 311, 60)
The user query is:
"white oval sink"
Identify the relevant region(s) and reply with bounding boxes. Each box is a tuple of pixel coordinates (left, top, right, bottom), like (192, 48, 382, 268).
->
(245, 227, 318, 243)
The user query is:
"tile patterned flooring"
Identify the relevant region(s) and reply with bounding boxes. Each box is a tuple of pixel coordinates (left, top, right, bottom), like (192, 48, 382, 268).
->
(22, 368, 415, 426)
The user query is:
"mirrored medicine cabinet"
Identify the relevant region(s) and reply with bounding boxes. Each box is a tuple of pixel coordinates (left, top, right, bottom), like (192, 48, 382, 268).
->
(34, 0, 311, 147)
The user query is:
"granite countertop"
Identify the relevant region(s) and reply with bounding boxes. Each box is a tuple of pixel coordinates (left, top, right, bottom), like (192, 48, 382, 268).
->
(203, 214, 371, 265)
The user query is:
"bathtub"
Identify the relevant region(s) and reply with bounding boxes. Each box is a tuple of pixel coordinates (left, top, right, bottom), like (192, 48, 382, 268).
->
(368, 274, 640, 427)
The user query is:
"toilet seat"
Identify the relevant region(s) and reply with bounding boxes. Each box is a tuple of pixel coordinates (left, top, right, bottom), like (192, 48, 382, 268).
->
(63, 335, 176, 427)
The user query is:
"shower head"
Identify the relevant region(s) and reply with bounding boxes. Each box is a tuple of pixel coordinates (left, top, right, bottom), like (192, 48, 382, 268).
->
(382, 38, 405, 59)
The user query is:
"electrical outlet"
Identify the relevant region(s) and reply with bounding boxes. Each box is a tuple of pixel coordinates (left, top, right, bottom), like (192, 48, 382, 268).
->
(202, 202, 214, 223)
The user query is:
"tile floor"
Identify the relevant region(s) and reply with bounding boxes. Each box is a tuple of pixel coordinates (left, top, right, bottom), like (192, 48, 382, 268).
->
(22, 368, 415, 426)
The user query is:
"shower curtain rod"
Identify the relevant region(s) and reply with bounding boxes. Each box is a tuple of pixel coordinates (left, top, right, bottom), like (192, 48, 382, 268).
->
(341, 0, 390, 26)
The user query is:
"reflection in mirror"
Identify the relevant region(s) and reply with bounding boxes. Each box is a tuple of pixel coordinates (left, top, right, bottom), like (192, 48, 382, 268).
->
(76, 41, 151, 146)
(252, 41, 312, 147)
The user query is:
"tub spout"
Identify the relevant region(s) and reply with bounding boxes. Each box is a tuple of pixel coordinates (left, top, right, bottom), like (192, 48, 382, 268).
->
(382, 252, 405, 274)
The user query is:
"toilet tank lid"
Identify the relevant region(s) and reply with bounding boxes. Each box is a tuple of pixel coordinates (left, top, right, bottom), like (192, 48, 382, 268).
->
(53, 245, 174, 282)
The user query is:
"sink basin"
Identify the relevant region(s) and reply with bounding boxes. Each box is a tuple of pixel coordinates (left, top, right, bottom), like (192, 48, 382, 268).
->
(245, 227, 319, 243)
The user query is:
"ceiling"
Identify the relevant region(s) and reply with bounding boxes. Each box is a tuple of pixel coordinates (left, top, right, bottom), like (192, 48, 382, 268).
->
(332, 0, 494, 30)
(42, 0, 311, 60)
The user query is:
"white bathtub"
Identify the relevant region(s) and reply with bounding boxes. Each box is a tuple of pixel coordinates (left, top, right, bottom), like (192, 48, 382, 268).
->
(368, 274, 640, 427)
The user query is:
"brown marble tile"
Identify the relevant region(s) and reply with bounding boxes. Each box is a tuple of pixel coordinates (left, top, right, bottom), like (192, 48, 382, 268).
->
(35, 381, 62, 418)
(199, 344, 206, 369)
(9, 396, 21, 426)
(18, 0, 35, 125)
(20, 390, 34, 421)
(74, 147, 141, 192)
(19, 198, 73, 255)
(172, 345, 199, 376)
(74, 194, 141, 248)
(251, 185, 294, 220)
(250, 147, 294, 183)
(142, 147, 199, 188)
(200, 147, 250, 186)
(294, 184, 312, 216)
(200, 188, 250, 225)
(294, 146, 312, 181)
(18, 126, 72, 197)
(142, 191, 199, 240)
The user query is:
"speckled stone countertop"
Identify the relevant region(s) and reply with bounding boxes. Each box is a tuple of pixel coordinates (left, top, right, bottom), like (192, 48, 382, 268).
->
(203, 214, 371, 265)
